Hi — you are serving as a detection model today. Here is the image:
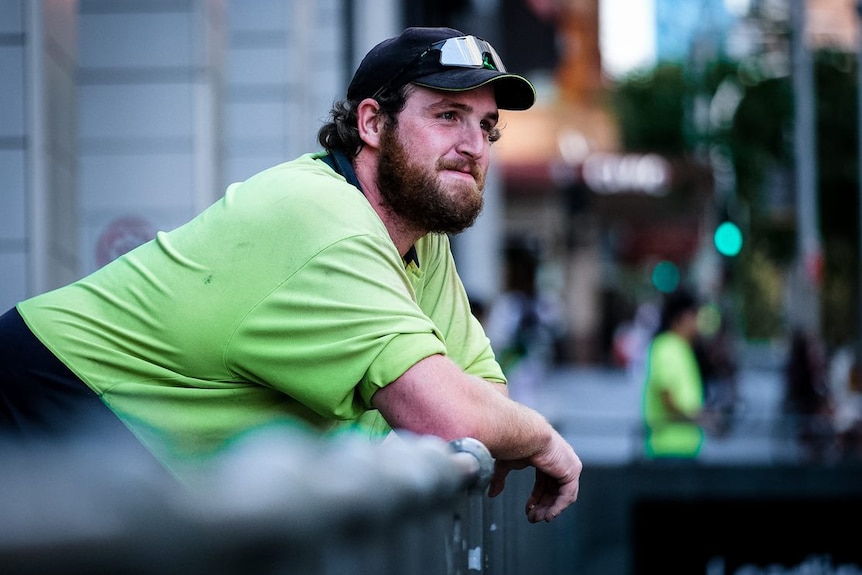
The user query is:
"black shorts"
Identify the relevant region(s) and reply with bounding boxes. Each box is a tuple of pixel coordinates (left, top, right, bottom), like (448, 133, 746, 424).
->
(0, 306, 172, 482)
(0, 306, 129, 440)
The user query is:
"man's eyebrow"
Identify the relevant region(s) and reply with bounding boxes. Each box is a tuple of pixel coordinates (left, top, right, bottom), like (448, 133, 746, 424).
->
(427, 99, 500, 122)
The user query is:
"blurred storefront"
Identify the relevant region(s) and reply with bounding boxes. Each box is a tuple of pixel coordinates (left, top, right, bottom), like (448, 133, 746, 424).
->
(488, 0, 715, 362)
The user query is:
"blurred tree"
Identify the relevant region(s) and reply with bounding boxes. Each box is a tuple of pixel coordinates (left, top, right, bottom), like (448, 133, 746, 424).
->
(612, 48, 860, 346)
(814, 49, 859, 346)
(613, 63, 688, 155)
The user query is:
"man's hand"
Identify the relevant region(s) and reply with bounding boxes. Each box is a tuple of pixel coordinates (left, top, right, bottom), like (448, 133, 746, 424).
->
(488, 434, 582, 523)
(372, 354, 582, 522)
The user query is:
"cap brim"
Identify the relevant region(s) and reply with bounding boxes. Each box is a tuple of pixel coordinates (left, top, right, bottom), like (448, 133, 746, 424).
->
(412, 69, 536, 111)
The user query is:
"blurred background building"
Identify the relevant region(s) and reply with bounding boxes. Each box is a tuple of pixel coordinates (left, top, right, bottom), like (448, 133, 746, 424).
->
(3, 0, 862, 368)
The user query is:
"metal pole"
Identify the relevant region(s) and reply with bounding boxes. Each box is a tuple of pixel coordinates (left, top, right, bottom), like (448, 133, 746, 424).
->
(856, 0, 862, 372)
(0, 434, 497, 574)
(790, 0, 822, 334)
(449, 437, 494, 491)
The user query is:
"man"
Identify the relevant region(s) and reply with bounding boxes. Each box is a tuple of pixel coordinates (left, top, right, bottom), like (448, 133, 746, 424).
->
(0, 27, 581, 523)
(641, 288, 710, 459)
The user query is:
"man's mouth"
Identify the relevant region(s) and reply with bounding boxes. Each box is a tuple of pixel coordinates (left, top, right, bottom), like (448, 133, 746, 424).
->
(439, 160, 478, 179)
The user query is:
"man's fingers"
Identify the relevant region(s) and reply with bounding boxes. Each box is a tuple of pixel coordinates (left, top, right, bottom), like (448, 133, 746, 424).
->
(488, 461, 512, 497)
(526, 501, 566, 523)
(524, 472, 580, 522)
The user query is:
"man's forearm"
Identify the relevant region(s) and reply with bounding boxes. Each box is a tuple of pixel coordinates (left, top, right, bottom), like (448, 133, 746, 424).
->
(372, 353, 582, 523)
(373, 354, 553, 460)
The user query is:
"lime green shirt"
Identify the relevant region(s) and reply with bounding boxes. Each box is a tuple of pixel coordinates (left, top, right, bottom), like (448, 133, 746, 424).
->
(642, 331, 704, 458)
(18, 153, 504, 471)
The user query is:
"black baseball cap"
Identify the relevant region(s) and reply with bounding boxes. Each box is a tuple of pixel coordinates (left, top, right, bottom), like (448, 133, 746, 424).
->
(347, 27, 536, 111)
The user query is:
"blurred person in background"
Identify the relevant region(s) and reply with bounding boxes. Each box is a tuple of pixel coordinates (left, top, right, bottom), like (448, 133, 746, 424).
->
(694, 308, 740, 437)
(612, 300, 660, 385)
(484, 239, 564, 407)
(828, 345, 862, 461)
(783, 327, 836, 462)
(642, 288, 717, 460)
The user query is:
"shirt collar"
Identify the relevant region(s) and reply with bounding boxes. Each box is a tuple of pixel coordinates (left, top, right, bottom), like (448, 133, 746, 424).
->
(321, 150, 420, 268)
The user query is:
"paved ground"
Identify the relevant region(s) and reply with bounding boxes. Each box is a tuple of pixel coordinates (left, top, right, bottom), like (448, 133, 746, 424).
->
(528, 362, 792, 465)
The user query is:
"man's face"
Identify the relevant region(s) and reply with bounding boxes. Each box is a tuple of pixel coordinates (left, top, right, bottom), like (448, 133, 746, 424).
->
(375, 85, 499, 235)
(676, 308, 700, 342)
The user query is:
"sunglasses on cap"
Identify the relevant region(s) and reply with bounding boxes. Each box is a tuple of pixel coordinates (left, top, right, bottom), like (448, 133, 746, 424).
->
(372, 35, 508, 100)
(433, 35, 507, 72)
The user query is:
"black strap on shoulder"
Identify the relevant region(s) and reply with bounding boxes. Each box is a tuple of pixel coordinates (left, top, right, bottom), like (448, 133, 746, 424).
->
(321, 150, 419, 267)
(322, 150, 363, 193)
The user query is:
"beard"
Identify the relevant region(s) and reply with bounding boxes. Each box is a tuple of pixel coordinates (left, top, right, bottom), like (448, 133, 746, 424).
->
(375, 123, 485, 235)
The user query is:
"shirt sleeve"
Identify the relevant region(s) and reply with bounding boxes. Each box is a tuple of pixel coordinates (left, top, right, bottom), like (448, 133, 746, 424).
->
(411, 233, 506, 384)
(225, 232, 447, 421)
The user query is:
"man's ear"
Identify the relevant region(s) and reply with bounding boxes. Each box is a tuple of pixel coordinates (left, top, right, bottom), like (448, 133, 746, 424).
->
(357, 98, 384, 149)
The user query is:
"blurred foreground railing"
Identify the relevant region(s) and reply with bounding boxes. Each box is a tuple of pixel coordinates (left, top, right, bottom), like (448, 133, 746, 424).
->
(0, 428, 524, 575)
(7, 419, 860, 575)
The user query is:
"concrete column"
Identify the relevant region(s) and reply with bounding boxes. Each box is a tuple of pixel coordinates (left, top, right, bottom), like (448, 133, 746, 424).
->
(77, 0, 224, 274)
(223, 0, 341, 185)
(0, 0, 30, 309)
(0, 0, 78, 309)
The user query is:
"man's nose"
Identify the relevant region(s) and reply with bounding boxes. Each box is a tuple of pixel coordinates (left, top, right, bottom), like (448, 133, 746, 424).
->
(457, 123, 487, 159)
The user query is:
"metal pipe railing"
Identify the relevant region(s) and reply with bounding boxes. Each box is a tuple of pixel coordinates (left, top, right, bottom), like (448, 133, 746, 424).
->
(0, 429, 495, 575)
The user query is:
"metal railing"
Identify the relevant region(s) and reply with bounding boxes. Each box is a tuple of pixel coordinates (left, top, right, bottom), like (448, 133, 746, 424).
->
(0, 429, 505, 575)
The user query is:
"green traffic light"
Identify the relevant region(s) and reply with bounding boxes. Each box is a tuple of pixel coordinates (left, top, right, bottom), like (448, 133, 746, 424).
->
(652, 260, 680, 293)
(714, 221, 742, 257)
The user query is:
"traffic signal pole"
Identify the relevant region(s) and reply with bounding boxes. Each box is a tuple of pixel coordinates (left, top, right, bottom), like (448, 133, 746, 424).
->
(856, 1, 862, 380)
(790, 1, 822, 334)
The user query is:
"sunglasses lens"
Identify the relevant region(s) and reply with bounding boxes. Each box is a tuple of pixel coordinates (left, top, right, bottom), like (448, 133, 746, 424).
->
(484, 43, 507, 73)
(436, 36, 507, 72)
